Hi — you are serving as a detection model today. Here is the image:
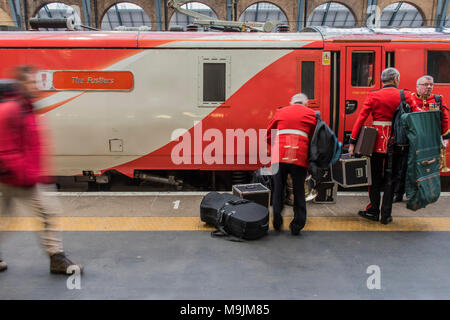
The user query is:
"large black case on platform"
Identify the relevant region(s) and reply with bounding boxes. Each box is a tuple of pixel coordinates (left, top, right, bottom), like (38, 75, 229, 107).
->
(313, 182, 337, 203)
(200, 192, 269, 240)
(232, 183, 271, 208)
(200, 192, 236, 226)
(331, 153, 372, 187)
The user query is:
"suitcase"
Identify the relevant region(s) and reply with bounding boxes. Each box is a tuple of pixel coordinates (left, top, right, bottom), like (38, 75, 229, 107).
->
(232, 183, 271, 208)
(355, 126, 377, 157)
(332, 153, 372, 187)
(200, 192, 269, 240)
(313, 182, 337, 203)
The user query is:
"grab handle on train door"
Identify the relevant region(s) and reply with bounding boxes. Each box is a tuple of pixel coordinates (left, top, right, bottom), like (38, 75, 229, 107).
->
(345, 100, 358, 115)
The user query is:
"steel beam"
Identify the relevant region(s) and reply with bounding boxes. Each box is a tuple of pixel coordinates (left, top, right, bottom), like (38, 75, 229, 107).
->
(82, 0, 92, 27)
(94, 0, 98, 28)
(227, 0, 232, 21)
(388, 2, 403, 27)
(114, 4, 122, 26)
(436, 0, 443, 28)
(8, 0, 22, 29)
(441, 0, 450, 27)
(398, 10, 407, 27)
(296, 0, 305, 31)
(44, 4, 52, 18)
(321, 1, 331, 26)
(22, 0, 28, 30)
(155, 0, 162, 30)
(366, 0, 378, 26)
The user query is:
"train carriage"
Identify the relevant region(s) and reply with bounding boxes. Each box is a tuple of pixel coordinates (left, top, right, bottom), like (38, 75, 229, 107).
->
(0, 27, 449, 188)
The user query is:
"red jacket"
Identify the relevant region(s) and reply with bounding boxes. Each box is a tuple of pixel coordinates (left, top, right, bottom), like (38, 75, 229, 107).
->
(350, 86, 413, 153)
(266, 104, 317, 168)
(0, 97, 43, 187)
(410, 92, 450, 139)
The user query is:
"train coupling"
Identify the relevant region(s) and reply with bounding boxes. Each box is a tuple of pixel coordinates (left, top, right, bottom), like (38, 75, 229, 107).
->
(136, 172, 184, 190)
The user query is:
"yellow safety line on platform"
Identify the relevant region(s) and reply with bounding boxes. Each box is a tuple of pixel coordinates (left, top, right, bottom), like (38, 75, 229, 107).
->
(1, 217, 450, 231)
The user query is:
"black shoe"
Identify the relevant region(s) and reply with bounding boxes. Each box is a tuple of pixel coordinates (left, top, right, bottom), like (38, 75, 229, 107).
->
(0, 260, 7, 272)
(393, 194, 403, 203)
(380, 216, 393, 225)
(273, 216, 283, 231)
(289, 222, 302, 236)
(358, 210, 379, 222)
(50, 253, 83, 275)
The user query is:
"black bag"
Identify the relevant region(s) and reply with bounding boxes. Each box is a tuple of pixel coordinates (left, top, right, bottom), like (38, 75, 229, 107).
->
(392, 89, 411, 147)
(200, 192, 269, 241)
(200, 192, 237, 226)
(308, 111, 341, 169)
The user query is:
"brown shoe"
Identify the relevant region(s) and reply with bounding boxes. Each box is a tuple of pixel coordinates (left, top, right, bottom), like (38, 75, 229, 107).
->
(50, 253, 83, 275)
(0, 260, 7, 272)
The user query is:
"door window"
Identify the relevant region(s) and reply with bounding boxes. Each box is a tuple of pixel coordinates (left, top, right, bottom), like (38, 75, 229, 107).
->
(351, 52, 375, 87)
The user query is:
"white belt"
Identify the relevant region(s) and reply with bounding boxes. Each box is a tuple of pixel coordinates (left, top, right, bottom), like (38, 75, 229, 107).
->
(277, 129, 309, 138)
(372, 121, 392, 126)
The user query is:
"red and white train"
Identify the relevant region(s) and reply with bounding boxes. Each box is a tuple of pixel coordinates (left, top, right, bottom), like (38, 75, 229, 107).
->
(0, 27, 449, 186)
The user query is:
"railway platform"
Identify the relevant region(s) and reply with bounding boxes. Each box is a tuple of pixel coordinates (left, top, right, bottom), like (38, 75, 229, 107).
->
(1, 191, 450, 300)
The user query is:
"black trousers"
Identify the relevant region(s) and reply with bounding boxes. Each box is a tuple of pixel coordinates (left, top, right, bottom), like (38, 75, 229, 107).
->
(367, 152, 395, 218)
(393, 147, 409, 198)
(272, 163, 307, 230)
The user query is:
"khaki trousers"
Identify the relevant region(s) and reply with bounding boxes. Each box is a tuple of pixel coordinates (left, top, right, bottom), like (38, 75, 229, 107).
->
(0, 183, 63, 257)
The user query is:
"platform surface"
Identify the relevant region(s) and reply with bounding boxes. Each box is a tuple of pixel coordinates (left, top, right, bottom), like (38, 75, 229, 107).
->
(0, 191, 450, 299)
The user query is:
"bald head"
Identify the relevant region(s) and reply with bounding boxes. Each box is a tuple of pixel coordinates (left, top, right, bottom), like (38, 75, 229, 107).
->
(290, 93, 308, 106)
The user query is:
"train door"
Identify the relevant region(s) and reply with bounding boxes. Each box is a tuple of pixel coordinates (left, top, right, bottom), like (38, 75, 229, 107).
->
(343, 47, 382, 144)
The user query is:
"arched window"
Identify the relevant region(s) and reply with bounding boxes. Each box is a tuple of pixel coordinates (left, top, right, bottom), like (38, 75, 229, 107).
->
(239, 2, 288, 31)
(101, 2, 151, 30)
(169, 2, 217, 31)
(380, 2, 423, 28)
(36, 2, 82, 30)
(307, 2, 355, 28)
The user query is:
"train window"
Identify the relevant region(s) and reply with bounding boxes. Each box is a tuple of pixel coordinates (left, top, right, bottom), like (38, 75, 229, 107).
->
(301, 62, 315, 99)
(351, 52, 375, 87)
(427, 51, 450, 84)
(386, 52, 395, 68)
(203, 63, 225, 102)
(199, 57, 230, 107)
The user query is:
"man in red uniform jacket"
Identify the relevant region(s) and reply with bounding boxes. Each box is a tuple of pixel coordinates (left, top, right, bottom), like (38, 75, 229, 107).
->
(0, 65, 82, 274)
(392, 75, 450, 202)
(349, 68, 412, 225)
(266, 93, 317, 235)
(410, 75, 450, 139)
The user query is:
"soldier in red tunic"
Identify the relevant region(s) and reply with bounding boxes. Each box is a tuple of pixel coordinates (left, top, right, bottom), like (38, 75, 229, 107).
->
(410, 75, 450, 139)
(349, 68, 412, 225)
(266, 93, 317, 235)
(392, 75, 450, 202)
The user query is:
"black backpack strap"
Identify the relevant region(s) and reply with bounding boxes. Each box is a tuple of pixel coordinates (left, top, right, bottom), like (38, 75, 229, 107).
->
(400, 89, 405, 103)
(315, 110, 321, 121)
(433, 94, 449, 112)
(226, 199, 250, 206)
(434, 94, 441, 104)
